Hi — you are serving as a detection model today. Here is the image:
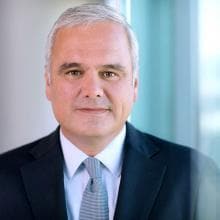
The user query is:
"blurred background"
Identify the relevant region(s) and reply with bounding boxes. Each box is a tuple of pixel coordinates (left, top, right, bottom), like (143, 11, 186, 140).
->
(0, 0, 219, 168)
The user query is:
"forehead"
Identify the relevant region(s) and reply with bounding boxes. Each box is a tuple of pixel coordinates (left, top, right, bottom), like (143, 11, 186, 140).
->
(53, 21, 129, 52)
(50, 21, 132, 67)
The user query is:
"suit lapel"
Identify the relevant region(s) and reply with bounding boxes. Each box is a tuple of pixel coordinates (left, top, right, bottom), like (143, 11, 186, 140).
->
(114, 123, 167, 220)
(20, 129, 67, 220)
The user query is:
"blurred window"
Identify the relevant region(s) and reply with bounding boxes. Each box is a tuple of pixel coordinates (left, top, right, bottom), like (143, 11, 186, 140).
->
(199, 0, 220, 167)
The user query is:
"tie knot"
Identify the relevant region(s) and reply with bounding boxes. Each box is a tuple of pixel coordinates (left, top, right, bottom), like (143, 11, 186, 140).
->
(83, 157, 101, 178)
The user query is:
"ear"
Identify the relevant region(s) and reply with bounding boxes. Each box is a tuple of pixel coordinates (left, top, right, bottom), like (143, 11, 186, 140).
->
(45, 72, 52, 101)
(133, 77, 138, 102)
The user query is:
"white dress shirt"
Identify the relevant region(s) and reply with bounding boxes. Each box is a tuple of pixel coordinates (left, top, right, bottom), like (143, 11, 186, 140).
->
(60, 126, 125, 220)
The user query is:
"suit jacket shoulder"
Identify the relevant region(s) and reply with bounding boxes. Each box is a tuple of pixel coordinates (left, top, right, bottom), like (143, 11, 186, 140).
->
(114, 122, 220, 220)
(126, 122, 218, 174)
(0, 128, 67, 220)
(0, 131, 53, 168)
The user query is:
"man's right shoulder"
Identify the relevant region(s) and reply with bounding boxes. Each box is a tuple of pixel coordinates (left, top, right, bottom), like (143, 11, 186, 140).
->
(0, 130, 57, 171)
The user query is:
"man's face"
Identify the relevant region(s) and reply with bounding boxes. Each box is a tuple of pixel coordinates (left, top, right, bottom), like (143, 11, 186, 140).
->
(46, 21, 138, 144)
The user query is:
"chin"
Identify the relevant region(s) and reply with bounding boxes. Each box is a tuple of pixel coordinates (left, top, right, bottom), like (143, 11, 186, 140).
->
(80, 127, 111, 137)
(77, 124, 119, 138)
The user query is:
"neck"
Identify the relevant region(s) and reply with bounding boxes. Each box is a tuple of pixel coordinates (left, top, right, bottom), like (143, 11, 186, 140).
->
(61, 130, 122, 156)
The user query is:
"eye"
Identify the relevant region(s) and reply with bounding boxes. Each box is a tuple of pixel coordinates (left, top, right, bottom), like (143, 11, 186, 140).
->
(65, 70, 82, 77)
(101, 71, 118, 79)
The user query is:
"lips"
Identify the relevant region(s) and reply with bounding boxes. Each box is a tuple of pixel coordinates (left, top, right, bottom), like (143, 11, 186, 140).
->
(75, 107, 111, 114)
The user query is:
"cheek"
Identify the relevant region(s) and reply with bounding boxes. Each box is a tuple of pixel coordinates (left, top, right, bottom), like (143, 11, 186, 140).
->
(110, 83, 135, 109)
(50, 84, 74, 117)
(52, 82, 75, 102)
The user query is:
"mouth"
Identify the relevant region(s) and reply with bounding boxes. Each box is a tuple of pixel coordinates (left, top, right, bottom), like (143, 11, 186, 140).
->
(75, 108, 111, 114)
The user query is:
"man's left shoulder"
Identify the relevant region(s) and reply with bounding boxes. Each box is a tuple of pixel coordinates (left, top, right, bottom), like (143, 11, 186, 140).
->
(127, 122, 219, 175)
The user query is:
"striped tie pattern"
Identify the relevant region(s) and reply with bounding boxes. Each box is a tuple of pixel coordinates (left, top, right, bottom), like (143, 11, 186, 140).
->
(79, 157, 109, 220)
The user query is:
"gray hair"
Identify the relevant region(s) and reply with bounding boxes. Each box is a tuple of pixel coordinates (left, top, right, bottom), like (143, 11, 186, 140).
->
(45, 3, 139, 78)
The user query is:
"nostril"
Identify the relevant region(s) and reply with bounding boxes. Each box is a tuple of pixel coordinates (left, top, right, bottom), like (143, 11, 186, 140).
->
(84, 94, 102, 98)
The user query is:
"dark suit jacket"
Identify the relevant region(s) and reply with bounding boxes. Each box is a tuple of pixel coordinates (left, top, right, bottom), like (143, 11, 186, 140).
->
(0, 123, 219, 220)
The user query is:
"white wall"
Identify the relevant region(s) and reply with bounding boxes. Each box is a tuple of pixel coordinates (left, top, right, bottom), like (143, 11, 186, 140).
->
(0, 0, 103, 153)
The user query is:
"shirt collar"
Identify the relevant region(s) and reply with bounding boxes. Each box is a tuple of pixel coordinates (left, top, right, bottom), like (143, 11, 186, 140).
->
(60, 126, 126, 179)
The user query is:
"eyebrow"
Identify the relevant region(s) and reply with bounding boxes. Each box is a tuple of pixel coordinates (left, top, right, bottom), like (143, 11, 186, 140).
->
(101, 64, 126, 72)
(58, 62, 126, 73)
(58, 62, 82, 72)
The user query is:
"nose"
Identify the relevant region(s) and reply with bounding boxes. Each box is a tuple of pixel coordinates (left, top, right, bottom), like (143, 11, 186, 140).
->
(80, 72, 104, 98)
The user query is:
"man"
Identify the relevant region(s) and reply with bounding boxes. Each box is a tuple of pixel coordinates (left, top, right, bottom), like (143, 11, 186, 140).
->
(0, 3, 219, 220)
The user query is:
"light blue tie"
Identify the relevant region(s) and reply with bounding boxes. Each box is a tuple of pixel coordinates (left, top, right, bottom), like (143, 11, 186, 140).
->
(79, 157, 109, 220)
